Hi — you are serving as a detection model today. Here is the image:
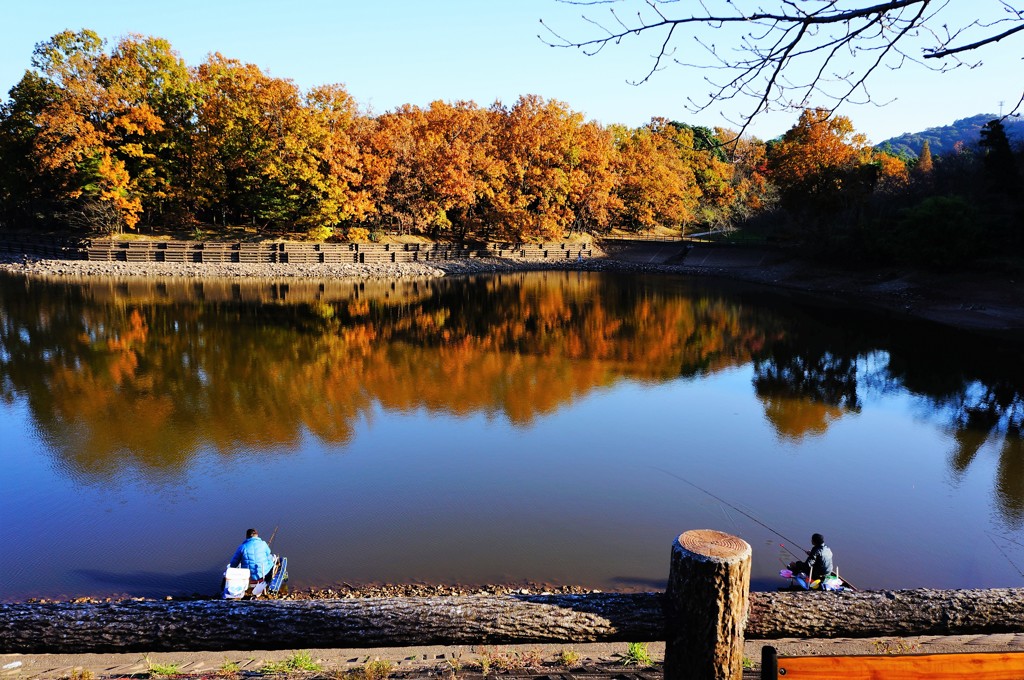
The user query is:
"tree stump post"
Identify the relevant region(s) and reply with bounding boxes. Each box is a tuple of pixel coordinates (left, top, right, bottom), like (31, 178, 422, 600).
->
(664, 529, 752, 680)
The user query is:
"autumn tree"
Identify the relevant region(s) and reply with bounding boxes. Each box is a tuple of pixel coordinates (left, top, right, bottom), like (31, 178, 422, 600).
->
(916, 140, 934, 175)
(563, 119, 617, 234)
(365, 98, 616, 240)
(428, 101, 503, 238)
(489, 95, 600, 241)
(190, 54, 319, 229)
(766, 108, 920, 250)
(18, 30, 114, 224)
(358, 105, 439, 236)
(3, 30, 175, 232)
(610, 119, 700, 233)
(101, 34, 195, 226)
(291, 83, 372, 236)
(668, 122, 740, 232)
(403, 100, 504, 240)
(767, 108, 870, 222)
(721, 131, 777, 224)
(871, 149, 910, 193)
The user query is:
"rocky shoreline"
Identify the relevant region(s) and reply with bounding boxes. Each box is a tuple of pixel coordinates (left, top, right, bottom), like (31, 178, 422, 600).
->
(2, 245, 1022, 337)
(18, 581, 605, 605)
(0, 251, 567, 279)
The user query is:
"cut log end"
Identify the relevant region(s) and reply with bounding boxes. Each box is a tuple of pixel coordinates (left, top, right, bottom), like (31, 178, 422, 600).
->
(666, 530, 752, 680)
(676, 529, 752, 564)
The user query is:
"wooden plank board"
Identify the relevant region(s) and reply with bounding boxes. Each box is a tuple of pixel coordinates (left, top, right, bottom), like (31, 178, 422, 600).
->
(771, 652, 1024, 680)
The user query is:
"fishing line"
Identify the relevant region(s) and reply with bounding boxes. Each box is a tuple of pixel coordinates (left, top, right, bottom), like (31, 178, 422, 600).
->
(718, 504, 741, 532)
(986, 530, 1024, 551)
(652, 465, 808, 554)
(988, 532, 1024, 580)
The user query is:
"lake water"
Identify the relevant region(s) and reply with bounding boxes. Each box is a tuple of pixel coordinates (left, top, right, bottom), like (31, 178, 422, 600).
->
(2, 270, 1022, 601)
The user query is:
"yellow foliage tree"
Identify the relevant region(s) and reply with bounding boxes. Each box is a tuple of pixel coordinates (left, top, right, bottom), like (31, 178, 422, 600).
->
(611, 120, 700, 232)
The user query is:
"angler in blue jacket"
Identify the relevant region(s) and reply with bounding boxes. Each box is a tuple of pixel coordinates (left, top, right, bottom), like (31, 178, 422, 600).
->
(230, 528, 276, 581)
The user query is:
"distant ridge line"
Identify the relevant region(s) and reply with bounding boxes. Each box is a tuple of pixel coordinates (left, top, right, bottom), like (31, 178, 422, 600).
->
(877, 113, 1024, 158)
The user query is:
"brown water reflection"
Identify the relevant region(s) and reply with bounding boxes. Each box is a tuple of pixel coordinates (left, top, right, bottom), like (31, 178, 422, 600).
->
(2, 273, 785, 475)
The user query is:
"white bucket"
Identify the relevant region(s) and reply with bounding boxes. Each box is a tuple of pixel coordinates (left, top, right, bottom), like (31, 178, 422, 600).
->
(223, 566, 251, 599)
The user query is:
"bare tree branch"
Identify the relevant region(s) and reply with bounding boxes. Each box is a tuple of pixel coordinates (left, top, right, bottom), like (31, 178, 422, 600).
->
(542, 0, 1024, 130)
(925, 23, 1024, 58)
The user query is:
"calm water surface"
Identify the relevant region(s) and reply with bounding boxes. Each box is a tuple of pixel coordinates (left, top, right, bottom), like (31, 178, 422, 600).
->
(2, 270, 1022, 601)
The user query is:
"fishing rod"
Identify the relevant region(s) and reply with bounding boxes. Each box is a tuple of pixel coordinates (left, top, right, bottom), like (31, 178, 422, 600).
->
(267, 525, 280, 548)
(655, 466, 862, 591)
(652, 466, 809, 555)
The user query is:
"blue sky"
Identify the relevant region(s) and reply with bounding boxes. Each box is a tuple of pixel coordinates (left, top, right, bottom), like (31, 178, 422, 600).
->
(1, 0, 1019, 143)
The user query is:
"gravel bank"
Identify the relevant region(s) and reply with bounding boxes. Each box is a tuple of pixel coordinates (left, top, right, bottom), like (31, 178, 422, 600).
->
(0, 253, 562, 279)
(0, 251, 727, 280)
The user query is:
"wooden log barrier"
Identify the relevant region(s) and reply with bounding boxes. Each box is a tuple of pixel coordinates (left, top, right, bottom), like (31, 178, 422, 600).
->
(4, 587, 1024, 654)
(665, 529, 752, 680)
(747, 587, 1024, 638)
(0, 593, 664, 654)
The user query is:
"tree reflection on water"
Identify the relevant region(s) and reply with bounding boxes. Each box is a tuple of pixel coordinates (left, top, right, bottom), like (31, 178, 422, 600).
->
(0, 270, 1021, 520)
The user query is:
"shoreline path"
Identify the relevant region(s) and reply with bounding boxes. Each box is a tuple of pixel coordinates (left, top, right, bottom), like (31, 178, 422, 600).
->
(7, 636, 1024, 679)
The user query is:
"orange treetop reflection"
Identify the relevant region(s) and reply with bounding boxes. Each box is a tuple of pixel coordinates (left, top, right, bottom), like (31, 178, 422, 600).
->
(2, 270, 1021, 522)
(0, 272, 785, 475)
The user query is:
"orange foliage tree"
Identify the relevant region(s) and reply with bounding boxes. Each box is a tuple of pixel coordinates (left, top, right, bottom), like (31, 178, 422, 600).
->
(765, 107, 918, 244)
(489, 95, 604, 241)
(610, 119, 701, 233)
(417, 100, 502, 239)
(191, 54, 310, 227)
(722, 130, 777, 222)
(11, 30, 183, 231)
(359, 101, 501, 238)
(102, 34, 194, 226)
(767, 108, 866, 206)
(295, 84, 372, 235)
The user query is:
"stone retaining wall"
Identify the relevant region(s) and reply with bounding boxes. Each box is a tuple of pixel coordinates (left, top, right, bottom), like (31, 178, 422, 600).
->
(0, 239, 593, 264)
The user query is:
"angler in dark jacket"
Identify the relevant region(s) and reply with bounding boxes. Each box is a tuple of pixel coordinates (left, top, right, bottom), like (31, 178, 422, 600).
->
(789, 533, 834, 581)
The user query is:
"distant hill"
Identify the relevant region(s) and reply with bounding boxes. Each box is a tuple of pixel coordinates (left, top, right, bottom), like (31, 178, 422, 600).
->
(877, 114, 1024, 158)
